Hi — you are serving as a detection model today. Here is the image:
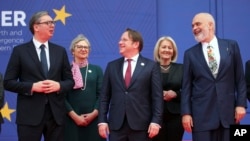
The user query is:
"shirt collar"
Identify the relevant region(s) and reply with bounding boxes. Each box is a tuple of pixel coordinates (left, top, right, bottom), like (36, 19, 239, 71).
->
(124, 53, 139, 62)
(33, 37, 49, 49)
(202, 36, 218, 48)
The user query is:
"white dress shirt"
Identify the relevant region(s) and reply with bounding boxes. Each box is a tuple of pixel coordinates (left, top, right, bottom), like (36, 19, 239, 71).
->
(123, 54, 139, 78)
(202, 36, 220, 76)
(33, 38, 50, 69)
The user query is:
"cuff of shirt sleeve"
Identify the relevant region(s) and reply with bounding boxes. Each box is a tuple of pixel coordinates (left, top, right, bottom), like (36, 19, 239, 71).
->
(150, 122, 161, 128)
(98, 122, 108, 126)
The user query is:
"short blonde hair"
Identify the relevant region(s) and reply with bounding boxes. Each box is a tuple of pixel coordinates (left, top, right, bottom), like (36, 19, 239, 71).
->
(153, 36, 178, 62)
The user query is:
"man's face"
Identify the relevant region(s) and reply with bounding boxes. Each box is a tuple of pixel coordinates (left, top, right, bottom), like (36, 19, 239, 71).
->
(192, 15, 211, 42)
(118, 31, 137, 56)
(34, 15, 55, 40)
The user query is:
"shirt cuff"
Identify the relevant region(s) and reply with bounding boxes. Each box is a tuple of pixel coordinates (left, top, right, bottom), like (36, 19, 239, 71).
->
(150, 122, 161, 128)
(98, 122, 108, 126)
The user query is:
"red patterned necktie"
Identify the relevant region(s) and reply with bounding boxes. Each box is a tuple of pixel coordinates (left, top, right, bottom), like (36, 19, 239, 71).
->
(124, 59, 132, 88)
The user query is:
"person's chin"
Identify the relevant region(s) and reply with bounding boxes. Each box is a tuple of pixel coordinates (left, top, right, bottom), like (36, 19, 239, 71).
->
(194, 35, 203, 42)
(48, 34, 54, 39)
(119, 49, 125, 54)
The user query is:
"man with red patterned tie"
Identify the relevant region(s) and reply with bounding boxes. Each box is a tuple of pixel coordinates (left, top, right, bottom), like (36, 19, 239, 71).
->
(98, 28, 163, 141)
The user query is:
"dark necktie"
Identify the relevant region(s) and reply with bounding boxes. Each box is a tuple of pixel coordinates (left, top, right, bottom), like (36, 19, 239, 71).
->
(40, 44, 48, 77)
(124, 59, 132, 88)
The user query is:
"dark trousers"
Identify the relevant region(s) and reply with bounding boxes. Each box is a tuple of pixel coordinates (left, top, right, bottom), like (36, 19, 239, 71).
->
(192, 124, 229, 141)
(17, 104, 64, 141)
(153, 113, 184, 141)
(109, 116, 151, 141)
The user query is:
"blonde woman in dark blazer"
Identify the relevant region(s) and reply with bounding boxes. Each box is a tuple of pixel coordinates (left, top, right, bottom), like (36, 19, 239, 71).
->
(152, 36, 184, 141)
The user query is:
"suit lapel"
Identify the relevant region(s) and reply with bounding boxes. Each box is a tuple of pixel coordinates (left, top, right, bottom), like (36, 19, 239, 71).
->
(118, 59, 126, 89)
(217, 40, 228, 77)
(128, 55, 146, 88)
(195, 44, 213, 75)
(48, 42, 55, 77)
(26, 41, 45, 77)
(113, 58, 127, 89)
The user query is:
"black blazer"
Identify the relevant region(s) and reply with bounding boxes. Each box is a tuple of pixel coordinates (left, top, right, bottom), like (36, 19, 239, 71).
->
(99, 55, 163, 130)
(162, 63, 183, 114)
(4, 40, 74, 126)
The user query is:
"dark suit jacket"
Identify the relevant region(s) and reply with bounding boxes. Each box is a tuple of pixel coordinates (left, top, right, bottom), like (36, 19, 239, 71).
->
(162, 63, 183, 115)
(99, 55, 163, 130)
(4, 40, 74, 126)
(245, 60, 250, 101)
(181, 38, 247, 132)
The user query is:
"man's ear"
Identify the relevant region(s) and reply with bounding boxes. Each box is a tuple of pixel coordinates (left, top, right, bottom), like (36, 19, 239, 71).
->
(133, 41, 139, 49)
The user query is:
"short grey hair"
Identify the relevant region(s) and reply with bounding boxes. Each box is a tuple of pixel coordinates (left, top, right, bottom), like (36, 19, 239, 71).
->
(69, 34, 91, 53)
(195, 12, 216, 32)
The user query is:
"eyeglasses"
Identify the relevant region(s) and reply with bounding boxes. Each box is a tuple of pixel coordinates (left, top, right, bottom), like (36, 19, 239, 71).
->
(75, 45, 90, 50)
(36, 21, 56, 26)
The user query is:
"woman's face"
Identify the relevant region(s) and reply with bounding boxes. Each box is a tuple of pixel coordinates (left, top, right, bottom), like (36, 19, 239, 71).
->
(73, 40, 90, 60)
(158, 40, 174, 61)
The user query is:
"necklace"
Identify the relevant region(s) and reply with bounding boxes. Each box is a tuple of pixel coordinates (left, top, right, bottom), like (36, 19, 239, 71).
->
(160, 65, 171, 71)
(81, 64, 88, 91)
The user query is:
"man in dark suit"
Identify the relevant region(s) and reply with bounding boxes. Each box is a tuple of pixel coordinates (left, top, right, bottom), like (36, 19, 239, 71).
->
(4, 11, 74, 141)
(0, 73, 4, 133)
(98, 28, 163, 141)
(181, 12, 247, 141)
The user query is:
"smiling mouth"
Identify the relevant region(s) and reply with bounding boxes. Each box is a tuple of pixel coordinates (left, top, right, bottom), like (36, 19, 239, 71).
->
(194, 29, 201, 35)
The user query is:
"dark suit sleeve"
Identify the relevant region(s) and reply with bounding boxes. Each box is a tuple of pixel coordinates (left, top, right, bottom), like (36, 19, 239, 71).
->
(181, 51, 192, 115)
(245, 60, 250, 102)
(58, 49, 74, 94)
(151, 62, 164, 124)
(3, 46, 34, 95)
(232, 41, 247, 107)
